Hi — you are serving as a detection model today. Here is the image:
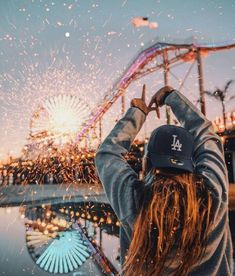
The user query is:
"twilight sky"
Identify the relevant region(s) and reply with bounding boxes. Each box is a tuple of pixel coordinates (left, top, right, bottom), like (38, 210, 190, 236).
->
(0, 0, 235, 160)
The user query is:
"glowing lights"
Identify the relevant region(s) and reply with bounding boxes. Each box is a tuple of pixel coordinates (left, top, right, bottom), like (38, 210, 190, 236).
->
(0, 62, 101, 160)
(45, 211, 51, 217)
(23, 202, 121, 275)
(30, 94, 90, 145)
(87, 213, 91, 219)
(212, 111, 235, 132)
(106, 216, 112, 224)
(99, 217, 105, 223)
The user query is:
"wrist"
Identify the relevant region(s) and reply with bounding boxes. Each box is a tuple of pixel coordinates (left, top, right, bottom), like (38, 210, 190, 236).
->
(133, 106, 148, 115)
(163, 90, 175, 104)
(131, 99, 148, 115)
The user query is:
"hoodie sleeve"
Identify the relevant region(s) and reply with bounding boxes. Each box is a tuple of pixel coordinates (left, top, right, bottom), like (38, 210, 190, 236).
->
(95, 107, 146, 222)
(165, 90, 229, 207)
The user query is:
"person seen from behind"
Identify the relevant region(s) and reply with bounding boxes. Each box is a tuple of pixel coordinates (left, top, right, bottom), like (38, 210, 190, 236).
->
(95, 85, 233, 275)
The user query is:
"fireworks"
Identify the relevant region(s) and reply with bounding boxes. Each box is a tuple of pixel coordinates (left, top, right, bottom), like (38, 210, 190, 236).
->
(0, 0, 233, 181)
(0, 60, 103, 160)
(0, 55, 104, 184)
(30, 94, 90, 145)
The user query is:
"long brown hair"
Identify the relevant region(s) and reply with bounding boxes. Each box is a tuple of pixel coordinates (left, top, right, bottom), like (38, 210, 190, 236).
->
(122, 170, 213, 276)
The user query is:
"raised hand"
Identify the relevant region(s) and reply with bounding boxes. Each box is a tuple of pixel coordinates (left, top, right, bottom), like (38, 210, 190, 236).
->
(148, 86, 174, 108)
(131, 85, 160, 118)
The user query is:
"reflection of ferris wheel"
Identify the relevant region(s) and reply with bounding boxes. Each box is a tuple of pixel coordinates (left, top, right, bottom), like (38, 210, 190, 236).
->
(30, 94, 91, 144)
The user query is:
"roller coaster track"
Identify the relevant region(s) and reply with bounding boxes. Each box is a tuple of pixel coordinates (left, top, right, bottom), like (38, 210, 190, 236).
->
(77, 41, 235, 142)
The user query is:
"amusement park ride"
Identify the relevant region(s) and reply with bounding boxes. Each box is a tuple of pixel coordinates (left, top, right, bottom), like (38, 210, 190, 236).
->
(26, 40, 235, 150)
(23, 41, 235, 182)
(75, 41, 235, 143)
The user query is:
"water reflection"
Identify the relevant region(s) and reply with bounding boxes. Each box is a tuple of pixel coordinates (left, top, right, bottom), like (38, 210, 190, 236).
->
(26, 222, 91, 273)
(21, 202, 120, 275)
(1, 203, 234, 275)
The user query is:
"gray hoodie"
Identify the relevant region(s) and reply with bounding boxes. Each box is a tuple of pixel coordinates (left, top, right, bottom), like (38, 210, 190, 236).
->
(95, 90, 233, 275)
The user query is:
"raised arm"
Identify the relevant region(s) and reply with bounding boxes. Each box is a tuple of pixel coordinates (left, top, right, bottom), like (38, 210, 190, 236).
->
(95, 107, 145, 221)
(95, 86, 156, 223)
(163, 90, 229, 205)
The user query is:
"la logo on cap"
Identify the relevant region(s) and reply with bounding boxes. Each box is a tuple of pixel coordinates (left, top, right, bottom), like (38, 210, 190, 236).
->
(171, 135, 182, 151)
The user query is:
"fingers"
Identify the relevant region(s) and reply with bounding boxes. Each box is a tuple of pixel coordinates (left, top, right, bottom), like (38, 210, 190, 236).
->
(141, 84, 146, 102)
(149, 106, 160, 118)
(156, 106, 160, 119)
(148, 97, 155, 108)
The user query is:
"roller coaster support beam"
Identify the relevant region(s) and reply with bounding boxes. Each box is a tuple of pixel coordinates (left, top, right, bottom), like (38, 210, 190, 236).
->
(163, 50, 171, 124)
(196, 49, 206, 115)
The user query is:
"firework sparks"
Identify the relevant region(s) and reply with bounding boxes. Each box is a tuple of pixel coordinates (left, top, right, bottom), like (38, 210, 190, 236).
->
(30, 94, 90, 144)
(0, 60, 102, 160)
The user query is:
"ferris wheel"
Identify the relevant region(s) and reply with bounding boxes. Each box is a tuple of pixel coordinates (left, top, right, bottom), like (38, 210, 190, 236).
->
(29, 94, 91, 145)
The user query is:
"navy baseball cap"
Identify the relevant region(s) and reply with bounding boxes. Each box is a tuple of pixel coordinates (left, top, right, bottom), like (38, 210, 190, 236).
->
(147, 125, 194, 173)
